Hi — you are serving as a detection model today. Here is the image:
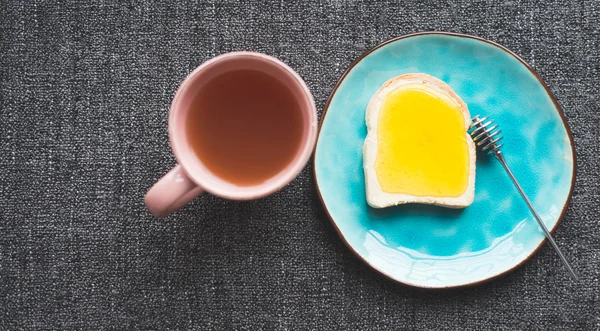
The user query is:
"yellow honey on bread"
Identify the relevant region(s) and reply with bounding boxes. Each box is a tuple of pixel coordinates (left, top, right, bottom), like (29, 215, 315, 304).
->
(376, 88, 470, 197)
(363, 73, 475, 208)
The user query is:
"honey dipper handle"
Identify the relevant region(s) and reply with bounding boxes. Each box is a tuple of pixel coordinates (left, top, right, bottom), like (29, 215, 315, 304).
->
(495, 152, 579, 280)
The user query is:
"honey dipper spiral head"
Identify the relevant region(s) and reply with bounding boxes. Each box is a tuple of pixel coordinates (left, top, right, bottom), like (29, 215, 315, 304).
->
(469, 115, 503, 155)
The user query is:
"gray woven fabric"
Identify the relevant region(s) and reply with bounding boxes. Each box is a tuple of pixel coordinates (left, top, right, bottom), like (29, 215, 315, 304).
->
(1, 0, 599, 329)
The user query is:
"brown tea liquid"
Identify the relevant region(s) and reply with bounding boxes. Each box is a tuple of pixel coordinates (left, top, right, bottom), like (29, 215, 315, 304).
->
(186, 69, 304, 186)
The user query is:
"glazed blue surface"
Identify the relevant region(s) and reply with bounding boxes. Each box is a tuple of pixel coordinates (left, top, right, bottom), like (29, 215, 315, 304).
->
(314, 34, 574, 288)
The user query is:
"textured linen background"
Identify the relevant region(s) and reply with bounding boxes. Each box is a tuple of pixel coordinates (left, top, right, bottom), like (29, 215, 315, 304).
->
(1, 0, 599, 329)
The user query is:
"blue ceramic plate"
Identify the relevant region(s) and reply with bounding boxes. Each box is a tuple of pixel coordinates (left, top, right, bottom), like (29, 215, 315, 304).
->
(314, 32, 575, 288)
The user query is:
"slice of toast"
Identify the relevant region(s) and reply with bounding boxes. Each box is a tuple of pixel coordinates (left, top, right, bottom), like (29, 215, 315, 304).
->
(363, 73, 475, 208)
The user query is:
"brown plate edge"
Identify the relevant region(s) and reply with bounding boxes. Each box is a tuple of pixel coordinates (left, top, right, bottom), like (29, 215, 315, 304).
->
(312, 31, 577, 289)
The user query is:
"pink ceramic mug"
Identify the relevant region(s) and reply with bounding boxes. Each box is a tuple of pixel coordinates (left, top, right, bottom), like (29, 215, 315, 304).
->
(145, 52, 318, 217)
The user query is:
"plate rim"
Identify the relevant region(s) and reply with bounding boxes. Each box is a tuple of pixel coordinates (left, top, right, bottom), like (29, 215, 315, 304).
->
(313, 31, 577, 289)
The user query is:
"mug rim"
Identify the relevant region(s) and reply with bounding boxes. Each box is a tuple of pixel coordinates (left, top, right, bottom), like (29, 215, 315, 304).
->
(168, 51, 318, 200)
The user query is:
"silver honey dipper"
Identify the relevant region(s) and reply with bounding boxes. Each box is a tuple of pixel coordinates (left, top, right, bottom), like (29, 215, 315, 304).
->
(469, 115, 578, 280)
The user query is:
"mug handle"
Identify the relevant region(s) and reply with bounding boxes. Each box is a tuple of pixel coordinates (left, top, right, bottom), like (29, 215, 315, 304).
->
(145, 165, 205, 217)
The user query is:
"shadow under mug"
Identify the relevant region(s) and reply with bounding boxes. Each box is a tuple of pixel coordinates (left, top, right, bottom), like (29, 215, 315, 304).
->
(145, 52, 318, 217)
